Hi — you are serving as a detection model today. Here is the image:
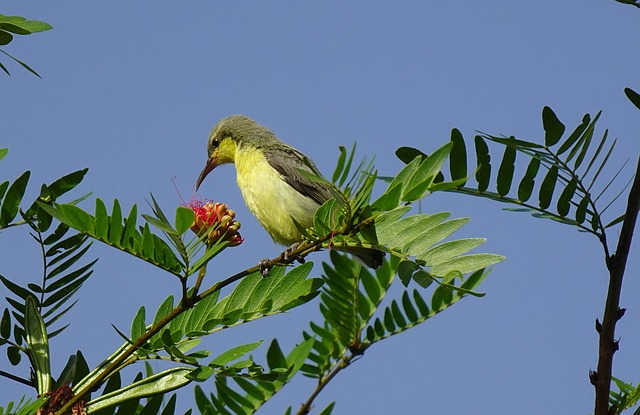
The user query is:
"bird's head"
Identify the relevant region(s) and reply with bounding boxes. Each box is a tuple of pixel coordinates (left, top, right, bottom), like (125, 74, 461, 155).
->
(197, 115, 262, 190)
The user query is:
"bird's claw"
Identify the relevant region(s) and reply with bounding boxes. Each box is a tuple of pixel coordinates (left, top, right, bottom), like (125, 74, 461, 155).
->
(281, 243, 305, 264)
(258, 258, 271, 277)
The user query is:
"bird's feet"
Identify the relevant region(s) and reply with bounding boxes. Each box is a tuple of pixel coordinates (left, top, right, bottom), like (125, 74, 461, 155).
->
(281, 242, 305, 264)
(258, 258, 271, 277)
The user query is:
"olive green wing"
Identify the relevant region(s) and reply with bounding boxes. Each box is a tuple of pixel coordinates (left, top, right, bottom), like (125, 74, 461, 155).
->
(264, 146, 335, 205)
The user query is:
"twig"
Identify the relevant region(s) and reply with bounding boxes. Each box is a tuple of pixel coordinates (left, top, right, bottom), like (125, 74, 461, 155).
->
(0, 369, 33, 387)
(297, 356, 352, 415)
(593, 156, 640, 415)
(53, 227, 341, 415)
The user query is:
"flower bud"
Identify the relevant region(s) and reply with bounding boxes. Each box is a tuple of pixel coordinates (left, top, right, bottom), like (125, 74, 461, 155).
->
(186, 199, 243, 246)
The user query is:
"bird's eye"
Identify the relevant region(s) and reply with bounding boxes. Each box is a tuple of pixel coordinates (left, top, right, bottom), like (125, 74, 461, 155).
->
(211, 137, 220, 148)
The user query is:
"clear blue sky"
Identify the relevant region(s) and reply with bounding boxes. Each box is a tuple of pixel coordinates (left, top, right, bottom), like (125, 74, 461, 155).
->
(2, 2, 640, 414)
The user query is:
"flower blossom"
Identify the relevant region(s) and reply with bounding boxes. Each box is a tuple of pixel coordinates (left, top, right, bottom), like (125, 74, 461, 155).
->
(187, 199, 243, 246)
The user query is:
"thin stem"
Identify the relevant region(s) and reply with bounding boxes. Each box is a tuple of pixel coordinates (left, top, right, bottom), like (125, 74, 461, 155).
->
(593, 156, 640, 415)
(192, 264, 207, 297)
(0, 369, 33, 387)
(54, 228, 337, 415)
(34, 228, 48, 311)
(297, 356, 353, 415)
(542, 146, 611, 256)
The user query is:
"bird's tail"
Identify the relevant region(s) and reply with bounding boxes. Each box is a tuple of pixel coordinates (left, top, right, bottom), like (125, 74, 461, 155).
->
(331, 245, 385, 269)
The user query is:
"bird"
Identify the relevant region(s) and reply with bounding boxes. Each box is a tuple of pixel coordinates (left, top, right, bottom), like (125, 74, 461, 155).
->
(196, 114, 384, 268)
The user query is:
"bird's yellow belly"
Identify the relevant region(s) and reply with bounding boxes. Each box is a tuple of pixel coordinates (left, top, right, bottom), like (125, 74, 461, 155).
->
(235, 148, 319, 245)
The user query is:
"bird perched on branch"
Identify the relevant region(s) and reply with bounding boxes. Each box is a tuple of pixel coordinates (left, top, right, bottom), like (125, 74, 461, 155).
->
(196, 115, 383, 268)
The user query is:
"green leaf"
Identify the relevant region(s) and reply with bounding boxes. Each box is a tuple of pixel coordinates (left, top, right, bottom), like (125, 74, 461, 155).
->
(25, 296, 51, 395)
(474, 135, 491, 192)
(0, 15, 52, 33)
(0, 49, 42, 78)
(370, 182, 402, 212)
(0, 30, 13, 46)
(0, 308, 10, 339)
(403, 142, 453, 201)
(395, 146, 427, 164)
(46, 169, 88, 199)
(571, 116, 596, 169)
(538, 165, 558, 210)
(313, 199, 342, 235)
(575, 196, 589, 224)
(121, 204, 138, 248)
(332, 146, 347, 183)
(55, 354, 77, 389)
(496, 141, 516, 196)
(429, 253, 504, 277)
(557, 178, 577, 217)
(542, 106, 565, 147)
(431, 285, 453, 312)
(338, 142, 357, 187)
(604, 214, 625, 229)
(285, 337, 315, 378)
(449, 128, 467, 184)
(94, 198, 109, 239)
(418, 238, 486, 266)
(142, 214, 178, 235)
(484, 135, 546, 150)
(0, 148, 8, 162)
(131, 306, 146, 341)
(517, 158, 541, 202)
(582, 129, 609, 182)
(152, 296, 174, 329)
(7, 345, 21, 365)
(267, 339, 288, 370)
(401, 291, 419, 323)
(109, 199, 124, 244)
(390, 300, 407, 328)
(58, 204, 94, 233)
(0, 274, 32, 300)
(211, 341, 263, 366)
(175, 206, 194, 235)
(625, 87, 640, 111)
(557, 113, 590, 156)
(0, 171, 30, 227)
(318, 402, 336, 415)
(87, 367, 192, 413)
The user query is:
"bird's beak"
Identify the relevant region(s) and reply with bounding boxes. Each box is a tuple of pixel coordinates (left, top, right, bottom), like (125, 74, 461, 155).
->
(196, 157, 218, 191)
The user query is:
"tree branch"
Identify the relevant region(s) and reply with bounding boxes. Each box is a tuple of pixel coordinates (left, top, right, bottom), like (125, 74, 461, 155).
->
(53, 227, 339, 414)
(0, 369, 33, 387)
(297, 356, 353, 415)
(593, 156, 640, 415)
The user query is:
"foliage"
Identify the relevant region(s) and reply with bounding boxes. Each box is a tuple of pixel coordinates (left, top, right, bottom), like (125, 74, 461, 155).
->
(609, 377, 640, 414)
(2, 96, 636, 415)
(1, 85, 636, 415)
(397, 105, 627, 254)
(0, 126, 501, 415)
(396, 90, 640, 415)
(0, 13, 51, 77)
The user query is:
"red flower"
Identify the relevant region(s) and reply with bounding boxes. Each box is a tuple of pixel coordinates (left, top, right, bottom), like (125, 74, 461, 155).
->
(187, 199, 243, 246)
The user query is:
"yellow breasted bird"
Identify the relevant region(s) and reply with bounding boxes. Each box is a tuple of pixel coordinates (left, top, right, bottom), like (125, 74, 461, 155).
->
(196, 115, 383, 268)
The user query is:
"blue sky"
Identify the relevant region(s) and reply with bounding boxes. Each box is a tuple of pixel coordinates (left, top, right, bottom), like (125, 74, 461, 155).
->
(2, 2, 640, 414)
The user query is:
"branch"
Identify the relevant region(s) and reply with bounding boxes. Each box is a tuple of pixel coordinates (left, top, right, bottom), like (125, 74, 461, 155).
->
(0, 369, 33, 387)
(53, 228, 337, 414)
(297, 356, 353, 415)
(593, 156, 640, 415)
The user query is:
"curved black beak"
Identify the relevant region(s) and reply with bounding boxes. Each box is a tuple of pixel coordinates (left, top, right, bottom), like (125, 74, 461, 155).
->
(196, 157, 217, 191)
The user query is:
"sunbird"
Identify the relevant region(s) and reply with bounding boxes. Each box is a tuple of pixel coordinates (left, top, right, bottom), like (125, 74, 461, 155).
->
(196, 115, 383, 268)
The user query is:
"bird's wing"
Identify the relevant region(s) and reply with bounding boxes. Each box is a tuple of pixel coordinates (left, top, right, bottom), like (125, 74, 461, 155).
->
(264, 146, 335, 206)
